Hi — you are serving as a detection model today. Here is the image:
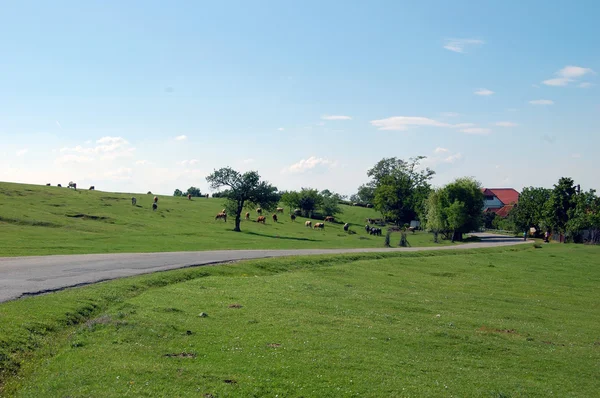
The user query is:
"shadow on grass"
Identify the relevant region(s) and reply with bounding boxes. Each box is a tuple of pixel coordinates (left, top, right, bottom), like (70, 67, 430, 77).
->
(241, 231, 319, 242)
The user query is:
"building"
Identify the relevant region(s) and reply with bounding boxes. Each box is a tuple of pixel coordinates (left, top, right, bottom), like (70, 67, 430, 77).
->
(482, 188, 519, 217)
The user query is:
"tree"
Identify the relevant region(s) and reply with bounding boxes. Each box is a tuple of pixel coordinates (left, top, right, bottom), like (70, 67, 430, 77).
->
(566, 189, 600, 243)
(321, 194, 342, 218)
(355, 184, 375, 204)
(186, 186, 202, 197)
(206, 167, 279, 232)
(423, 177, 484, 242)
(368, 156, 434, 225)
(509, 187, 551, 234)
(544, 177, 577, 235)
(296, 188, 323, 218)
(173, 189, 183, 197)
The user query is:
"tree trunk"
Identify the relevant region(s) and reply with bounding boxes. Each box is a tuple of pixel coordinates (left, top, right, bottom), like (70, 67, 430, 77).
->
(234, 216, 241, 232)
(452, 230, 462, 242)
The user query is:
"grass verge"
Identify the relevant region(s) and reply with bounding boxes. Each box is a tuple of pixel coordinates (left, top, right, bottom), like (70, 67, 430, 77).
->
(2, 244, 598, 396)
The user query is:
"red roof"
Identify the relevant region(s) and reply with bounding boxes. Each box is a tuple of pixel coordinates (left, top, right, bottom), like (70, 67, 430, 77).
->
(484, 205, 514, 218)
(483, 188, 519, 205)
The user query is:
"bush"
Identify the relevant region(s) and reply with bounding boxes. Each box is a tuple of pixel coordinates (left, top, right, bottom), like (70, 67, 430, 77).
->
(384, 231, 391, 247)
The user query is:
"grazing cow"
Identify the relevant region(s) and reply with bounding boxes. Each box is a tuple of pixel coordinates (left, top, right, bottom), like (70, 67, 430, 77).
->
(206, 194, 209, 198)
(343, 223, 349, 232)
(132, 197, 137, 206)
(245, 212, 250, 220)
(187, 194, 192, 200)
(152, 203, 157, 211)
(89, 186, 95, 190)
(46, 183, 51, 186)
(313, 222, 324, 229)
(290, 214, 296, 222)
(324, 216, 334, 222)
(68, 181, 77, 189)
(57, 184, 62, 187)
(272, 214, 278, 222)
(276, 207, 284, 213)
(154, 196, 158, 203)
(215, 212, 227, 222)
(365, 224, 370, 233)
(293, 208, 301, 215)
(256, 208, 262, 215)
(257, 215, 266, 224)
(305, 220, 312, 228)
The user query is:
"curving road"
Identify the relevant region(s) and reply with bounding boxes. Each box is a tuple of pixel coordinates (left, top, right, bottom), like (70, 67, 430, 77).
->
(0, 233, 529, 303)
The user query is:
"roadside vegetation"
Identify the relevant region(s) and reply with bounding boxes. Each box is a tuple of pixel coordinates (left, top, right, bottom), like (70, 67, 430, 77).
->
(1, 244, 599, 396)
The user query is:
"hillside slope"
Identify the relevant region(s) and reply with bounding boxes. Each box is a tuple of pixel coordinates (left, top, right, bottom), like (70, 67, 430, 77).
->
(0, 182, 447, 256)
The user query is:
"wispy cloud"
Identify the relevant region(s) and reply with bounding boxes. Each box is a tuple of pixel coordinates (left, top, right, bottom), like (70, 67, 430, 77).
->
(321, 115, 352, 120)
(452, 123, 475, 128)
(474, 88, 494, 96)
(572, 153, 582, 159)
(59, 136, 135, 160)
(443, 38, 484, 53)
(282, 156, 337, 174)
(178, 159, 199, 166)
(55, 154, 94, 164)
(277, 127, 285, 131)
(135, 160, 149, 165)
(55, 120, 62, 130)
(495, 121, 518, 127)
(579, 82, 592, 88)
(440, 112, 459, 117)
(16, 148, 28, 156)
(242, 158, 255, 164)
(459, 127, 491, 135)
(175, 135, 187, 141)
(529, 99, 554, 105)
(542, 65, 595, 87)
(370, 116, 450, 131)
(443, 153, 463, 163)
(434, 147, 449, 154)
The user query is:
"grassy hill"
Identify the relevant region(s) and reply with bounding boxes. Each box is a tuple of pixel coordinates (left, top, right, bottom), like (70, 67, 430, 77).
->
(1, 244, 598, 396)
(0, 182, 451, 256)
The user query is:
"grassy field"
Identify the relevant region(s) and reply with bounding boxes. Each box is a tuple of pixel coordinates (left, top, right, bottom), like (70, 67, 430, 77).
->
(0, 181, 455, 257)
(1, 243, 598, 396)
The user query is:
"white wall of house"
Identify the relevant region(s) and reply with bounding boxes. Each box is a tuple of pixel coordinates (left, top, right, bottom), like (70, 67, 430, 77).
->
(483, 195, 504, 209)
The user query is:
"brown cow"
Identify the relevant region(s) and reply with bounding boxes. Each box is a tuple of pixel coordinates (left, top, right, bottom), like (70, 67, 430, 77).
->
(290, 214, 296, 222)
(313, 222, 324, 229)
(257, 215, 266, 224)
(272, 213, 278, 222)
(215, 212, 227, 222)
(187, 194, 192, 200)
(276, 207, 284, 213)
(324, 216, 334, 222)
(154, 196, 158, 203)
(305, 220, 312, 227)
(245, 212, 250, 220)
(256, 208, 262, 215)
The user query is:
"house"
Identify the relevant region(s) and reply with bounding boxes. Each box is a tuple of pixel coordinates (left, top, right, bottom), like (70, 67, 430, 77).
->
(482, 188, 519, 217)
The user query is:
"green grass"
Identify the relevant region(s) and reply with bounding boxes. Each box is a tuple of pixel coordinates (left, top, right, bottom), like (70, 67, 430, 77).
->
(1, 244, 599, 397)
(0, 181, 453, 257)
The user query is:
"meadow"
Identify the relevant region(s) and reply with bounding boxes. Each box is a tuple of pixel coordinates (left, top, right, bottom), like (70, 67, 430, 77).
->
(0, 182, 454, 257)
(1, 243, 598, 397)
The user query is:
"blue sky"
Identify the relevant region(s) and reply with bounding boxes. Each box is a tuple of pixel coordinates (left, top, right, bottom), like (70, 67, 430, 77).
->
(2, 0, 599, 196)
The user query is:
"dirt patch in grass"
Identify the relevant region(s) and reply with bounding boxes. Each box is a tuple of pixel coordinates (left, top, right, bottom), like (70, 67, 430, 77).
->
(479, 326, 519, 335)
(164, 352, 196, 358)
(0, 216, 60, 228)
(228, 304, 243, 308)
(267, 343, 281, 348)
(66, 214, 111, 221)
(223, 379, 237, 384)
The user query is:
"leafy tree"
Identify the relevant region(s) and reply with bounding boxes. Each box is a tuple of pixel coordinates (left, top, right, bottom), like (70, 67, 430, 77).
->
(296, 188, 323, 218)
(356, 184, 375, 204)
(173, 189, 183, 197)
(186, 186, 202, 197)
(368, 156, 434, 225)
(508, 187, 551, 234)
(483, 211, 496, 229)
(566, 189, 600, 243)
(321, 194, 342, 218)
(544, 177, 577, 235)
(423, 177, 484, 242)
(206, 167, 279, 232)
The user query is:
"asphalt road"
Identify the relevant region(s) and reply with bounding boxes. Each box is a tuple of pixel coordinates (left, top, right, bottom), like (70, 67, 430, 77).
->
(0, 233, 529, 303)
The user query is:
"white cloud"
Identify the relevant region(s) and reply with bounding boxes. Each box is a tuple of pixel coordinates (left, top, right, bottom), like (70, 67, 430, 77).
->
(443, 38, 484, 53)
(16, 148, 28, 156)
(135, 160, 149, 165)
(444, 153, 462, 163)
(579, 82, 592, 88)
(529, 99, 554, 105)
(452, 123, 475, 128)
(474, 88, 494, 96)
(321, 115, 352, 120)
(277, 127, 285, 131)
(59, 136, 135, 160)
(242, 158, 255, 164)
(316, 122, 325, 126)
(55, 154, 95, 164)
(179, 159, 199, 166)
(175, 135, 187, 141)
(370, 116, 450, 131)
(440, 112, 459, 117)
(282, 156, 337, 174)
(434, 147, 449, 154)
(460, 127, 491, 135)
(495, 121, 518, 127)
(542, 65, 594, 87)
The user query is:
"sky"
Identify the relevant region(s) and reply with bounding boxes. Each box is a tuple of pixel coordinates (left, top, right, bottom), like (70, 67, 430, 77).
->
(1, 0, 599, 197)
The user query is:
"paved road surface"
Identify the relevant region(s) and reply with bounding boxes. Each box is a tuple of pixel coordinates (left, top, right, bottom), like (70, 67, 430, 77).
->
(0, 233, 529, 303)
